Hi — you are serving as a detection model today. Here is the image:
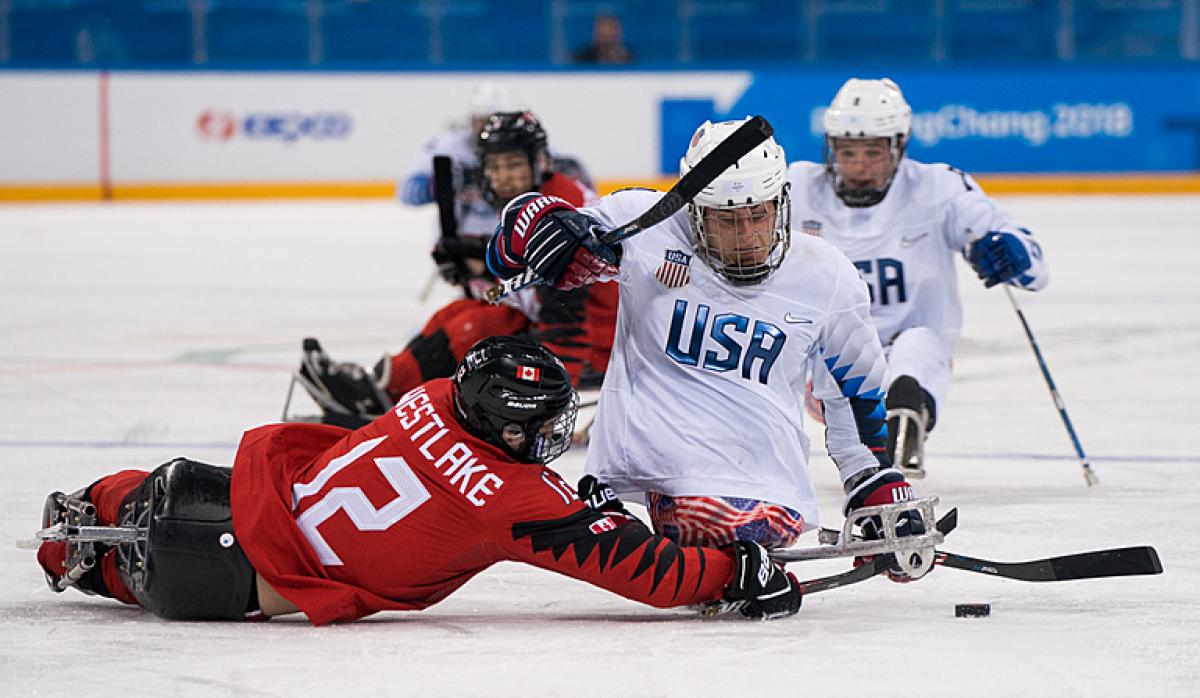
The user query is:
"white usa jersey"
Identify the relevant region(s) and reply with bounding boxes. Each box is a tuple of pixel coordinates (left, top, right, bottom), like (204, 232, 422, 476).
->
(787, 159, 1048, 353)
(580, 189, 890, 528)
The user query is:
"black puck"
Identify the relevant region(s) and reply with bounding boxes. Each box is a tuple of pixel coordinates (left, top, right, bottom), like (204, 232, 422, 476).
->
(955, 603, 991, 618)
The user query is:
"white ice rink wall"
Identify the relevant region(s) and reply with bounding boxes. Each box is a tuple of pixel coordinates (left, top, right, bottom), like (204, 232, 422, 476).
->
(2, 68, 1199, 200)
(0, 70, 751, 198)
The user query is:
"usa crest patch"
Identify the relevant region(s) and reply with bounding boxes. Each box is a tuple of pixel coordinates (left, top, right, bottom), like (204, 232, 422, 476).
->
(655, 249, 692, 288)
(801, 219, 822, 236)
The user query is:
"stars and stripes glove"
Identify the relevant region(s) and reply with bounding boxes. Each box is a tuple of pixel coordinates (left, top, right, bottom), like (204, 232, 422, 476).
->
(843, 468, 927, 582)
(492, 194, 618, 290)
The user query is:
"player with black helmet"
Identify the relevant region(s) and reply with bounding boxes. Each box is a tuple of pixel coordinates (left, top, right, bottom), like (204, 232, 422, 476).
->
(34, 337, 801, 624)
(294, 112, 618, 430)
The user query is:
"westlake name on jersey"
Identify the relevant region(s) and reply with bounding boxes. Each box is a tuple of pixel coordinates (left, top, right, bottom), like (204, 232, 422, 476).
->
(578, 190, 891, 529)
(787, 159, 1048, 353)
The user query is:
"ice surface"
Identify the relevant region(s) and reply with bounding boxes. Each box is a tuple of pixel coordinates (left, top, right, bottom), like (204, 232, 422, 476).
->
(2, 197, 1198, 696)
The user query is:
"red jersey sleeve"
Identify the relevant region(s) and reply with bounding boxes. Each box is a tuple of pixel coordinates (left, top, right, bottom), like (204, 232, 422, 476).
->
(539, 172, 596, 208)
(484, 468, 734, 609)
(533, 281, 617, 386)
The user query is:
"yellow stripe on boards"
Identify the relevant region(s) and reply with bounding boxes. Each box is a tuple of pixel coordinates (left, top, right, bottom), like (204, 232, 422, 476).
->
(1, 174, 1198, 203)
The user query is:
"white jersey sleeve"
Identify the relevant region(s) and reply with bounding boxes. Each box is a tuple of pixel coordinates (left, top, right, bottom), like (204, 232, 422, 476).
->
(788, 159, 1049, 357)
(811, 263, 892, 484)
(941, 168, 1048, 291)
(398, 127, 479, 207)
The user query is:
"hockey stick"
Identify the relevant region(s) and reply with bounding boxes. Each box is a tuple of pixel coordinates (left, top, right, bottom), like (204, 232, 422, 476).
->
(934, 546, 1162, 582)
(931, 509, 1162, 581)
(485, 115, 775, 303)
(1003, 285, 1098, 486)
(432, 155, 473, 299)
(701, 555, 893, 617)
(815, 508, 1162, 582)
(795, 553, 895, 594)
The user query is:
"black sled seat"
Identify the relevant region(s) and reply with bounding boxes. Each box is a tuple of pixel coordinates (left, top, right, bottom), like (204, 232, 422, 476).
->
(117, 459, 256, 621)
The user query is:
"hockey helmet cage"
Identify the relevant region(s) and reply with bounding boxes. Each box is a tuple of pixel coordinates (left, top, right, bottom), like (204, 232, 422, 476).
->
(453, 336, 578, 464)
(680, 118, 791, 285)
(822, 78, 912, 207)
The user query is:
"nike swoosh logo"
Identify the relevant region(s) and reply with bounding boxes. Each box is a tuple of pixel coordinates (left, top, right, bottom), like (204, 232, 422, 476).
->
(784, 313, 813, 324)
(901, 233, 928, 247)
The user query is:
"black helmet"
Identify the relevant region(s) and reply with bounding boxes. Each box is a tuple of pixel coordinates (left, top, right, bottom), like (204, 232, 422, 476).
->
(453, 336, 577, 464)
(476, 111, 549, 207)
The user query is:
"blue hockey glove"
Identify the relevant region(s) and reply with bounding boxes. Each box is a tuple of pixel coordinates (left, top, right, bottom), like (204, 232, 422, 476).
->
(968, 231, 1032, 288)
(496, 194, 618, 290)
(400, 174, 434, 206)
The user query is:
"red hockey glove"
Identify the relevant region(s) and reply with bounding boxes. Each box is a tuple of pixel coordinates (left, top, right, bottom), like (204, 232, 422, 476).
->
(497, 194, 618, 290)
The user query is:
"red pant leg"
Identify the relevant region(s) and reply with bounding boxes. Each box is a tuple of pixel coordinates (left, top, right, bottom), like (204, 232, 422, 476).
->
(383, 300, 529, 398)
(38, 470, 148, 606)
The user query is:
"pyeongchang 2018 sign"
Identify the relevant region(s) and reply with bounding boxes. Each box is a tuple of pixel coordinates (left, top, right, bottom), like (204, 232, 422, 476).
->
(196, 110, 354, 144)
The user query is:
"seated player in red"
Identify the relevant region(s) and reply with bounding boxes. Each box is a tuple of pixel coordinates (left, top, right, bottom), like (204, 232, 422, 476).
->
(294, 112, 617, 430)
(34, 337, 800, 624)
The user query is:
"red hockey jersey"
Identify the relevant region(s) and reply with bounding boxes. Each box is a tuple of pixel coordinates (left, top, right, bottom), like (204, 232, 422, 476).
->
(231, 378, 734, 625)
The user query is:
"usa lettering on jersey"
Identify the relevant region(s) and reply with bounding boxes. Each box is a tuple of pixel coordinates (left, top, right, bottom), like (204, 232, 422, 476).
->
(664, 299, 787, 384)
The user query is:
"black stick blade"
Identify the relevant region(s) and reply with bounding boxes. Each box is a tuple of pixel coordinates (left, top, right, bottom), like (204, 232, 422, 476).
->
(664, 115, 774, 204)
(936, 508, 959, 536)
(936, 545, 1163, 582)
(604, 115, 774, 244)
(1048, 546, 1163, 580)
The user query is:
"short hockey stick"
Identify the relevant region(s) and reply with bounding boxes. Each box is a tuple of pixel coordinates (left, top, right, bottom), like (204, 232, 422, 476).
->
(794, 553, 895, 595)
(433, 155, 473, 299)
(485, 115, 775, 303)
(1003, 285, 1098, 487)
(701, 555, 894, 617)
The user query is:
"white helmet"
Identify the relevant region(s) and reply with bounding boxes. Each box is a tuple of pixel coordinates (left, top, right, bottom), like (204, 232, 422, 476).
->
(468, 82, 521, 123)
(822, 78, 911, 207)
(680, 118, 791, 285)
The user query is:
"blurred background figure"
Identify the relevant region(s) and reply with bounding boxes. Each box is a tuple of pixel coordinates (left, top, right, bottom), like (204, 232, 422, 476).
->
(398, 82, 521, 208)
(574, 13, 633, 64)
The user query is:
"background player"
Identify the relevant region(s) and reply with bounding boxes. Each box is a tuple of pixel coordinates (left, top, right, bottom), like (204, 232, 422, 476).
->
(397, 82, 517, 211)
(297, 112, 618, 429)
(36, 337, 801, 624)
(398, 82, 593, 236)
(789, 78, 1049, 478)
(486, 119, 928, 574)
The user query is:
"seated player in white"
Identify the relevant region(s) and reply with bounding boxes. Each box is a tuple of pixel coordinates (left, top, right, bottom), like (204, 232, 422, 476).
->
(487, 119, 929, 578)
(788, 78, 1049, 477)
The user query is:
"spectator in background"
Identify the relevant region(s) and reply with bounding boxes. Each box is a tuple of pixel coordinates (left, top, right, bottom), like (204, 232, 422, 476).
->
(574, 13, 633, 65)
